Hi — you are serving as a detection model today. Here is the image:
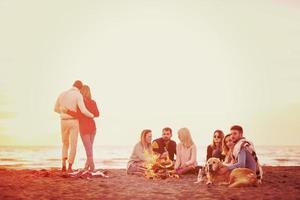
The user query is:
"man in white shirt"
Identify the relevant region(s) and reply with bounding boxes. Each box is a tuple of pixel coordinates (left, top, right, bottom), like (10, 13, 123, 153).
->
(54, 80, 94, 172)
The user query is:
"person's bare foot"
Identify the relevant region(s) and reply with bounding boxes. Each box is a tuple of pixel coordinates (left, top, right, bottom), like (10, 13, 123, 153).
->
(68, 164, 73, 173)
(62, 158, 67, 172)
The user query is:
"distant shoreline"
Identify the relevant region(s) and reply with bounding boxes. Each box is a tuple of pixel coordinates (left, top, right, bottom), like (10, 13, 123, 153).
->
(1, 145, 300, 168)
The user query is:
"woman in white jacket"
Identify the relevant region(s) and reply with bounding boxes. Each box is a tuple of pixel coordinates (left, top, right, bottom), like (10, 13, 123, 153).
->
(175, 128, 197, 175)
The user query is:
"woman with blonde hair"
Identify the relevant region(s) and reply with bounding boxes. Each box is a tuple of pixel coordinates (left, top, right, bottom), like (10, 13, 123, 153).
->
(175, 128, 197, 175)
(206, 130, 225, 161)
(127, 129, 153, 175)
(222, 133, 235, 164)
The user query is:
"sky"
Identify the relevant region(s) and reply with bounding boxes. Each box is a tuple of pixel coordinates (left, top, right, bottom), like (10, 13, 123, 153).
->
(0, 0, 300, 147)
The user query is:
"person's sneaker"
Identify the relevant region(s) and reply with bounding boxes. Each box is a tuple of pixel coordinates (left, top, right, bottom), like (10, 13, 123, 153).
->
(62, 166, 67, 172)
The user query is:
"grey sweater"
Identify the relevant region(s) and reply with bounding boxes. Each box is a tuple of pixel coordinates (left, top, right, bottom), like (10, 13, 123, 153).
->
(127, 142, 148, 169)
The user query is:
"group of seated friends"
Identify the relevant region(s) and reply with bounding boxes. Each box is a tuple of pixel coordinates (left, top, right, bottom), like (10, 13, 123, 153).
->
(127, 125, 262, 180)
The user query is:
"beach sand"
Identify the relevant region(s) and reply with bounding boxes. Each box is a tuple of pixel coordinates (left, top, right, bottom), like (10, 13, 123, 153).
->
(0, 166, 299, 200)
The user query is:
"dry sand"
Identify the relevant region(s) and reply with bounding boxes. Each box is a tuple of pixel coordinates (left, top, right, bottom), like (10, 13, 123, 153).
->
(0, 166, 299, 200)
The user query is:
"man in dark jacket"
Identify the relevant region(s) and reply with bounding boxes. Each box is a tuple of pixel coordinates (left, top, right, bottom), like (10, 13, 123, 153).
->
(152, 127, 176, 161)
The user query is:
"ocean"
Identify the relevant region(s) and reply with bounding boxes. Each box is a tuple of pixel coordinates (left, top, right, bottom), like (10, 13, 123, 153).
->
(0, 145, 299, 169)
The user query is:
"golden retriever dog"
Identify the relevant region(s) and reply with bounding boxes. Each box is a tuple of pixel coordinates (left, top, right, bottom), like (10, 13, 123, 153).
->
(205, 157, 258, 188)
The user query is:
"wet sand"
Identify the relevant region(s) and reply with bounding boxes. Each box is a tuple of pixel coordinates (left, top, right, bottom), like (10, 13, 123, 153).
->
(0, 166, 299, 200)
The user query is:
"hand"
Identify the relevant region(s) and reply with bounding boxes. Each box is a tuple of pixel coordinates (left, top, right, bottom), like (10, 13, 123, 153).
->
(60, 107, 68, 113)
(161, 152, 168, 158)
(222, 162, 229, 166)
(182, 162, 189, 167)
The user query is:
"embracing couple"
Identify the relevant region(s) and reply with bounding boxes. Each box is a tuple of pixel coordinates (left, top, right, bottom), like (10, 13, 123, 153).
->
(54, 80, 100, 172)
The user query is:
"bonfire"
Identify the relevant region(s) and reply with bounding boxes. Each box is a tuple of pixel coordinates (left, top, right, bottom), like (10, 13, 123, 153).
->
(144, 151, 179, 179)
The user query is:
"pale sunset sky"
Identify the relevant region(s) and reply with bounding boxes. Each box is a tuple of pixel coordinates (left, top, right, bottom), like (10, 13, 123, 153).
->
(0, 0, 299, 147)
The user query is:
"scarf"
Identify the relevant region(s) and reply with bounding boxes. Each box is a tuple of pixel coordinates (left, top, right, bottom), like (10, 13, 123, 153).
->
(232, 138, 263, 183)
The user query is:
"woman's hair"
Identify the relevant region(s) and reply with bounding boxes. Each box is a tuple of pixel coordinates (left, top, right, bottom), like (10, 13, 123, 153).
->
(211, 130, 224, 149)
(80, 85, 92, 99)
(140, 129, 152, 153)
(222, 133, 232, 156)
(178, 128, 194, 148)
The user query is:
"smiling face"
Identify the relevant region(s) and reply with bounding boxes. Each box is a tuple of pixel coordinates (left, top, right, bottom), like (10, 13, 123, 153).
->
(145, 132, 152, 144)
(206, 157, 221, 172)
(225, 135, 234, 149)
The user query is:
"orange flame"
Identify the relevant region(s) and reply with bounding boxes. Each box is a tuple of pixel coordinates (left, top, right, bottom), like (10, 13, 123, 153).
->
(143, 151, 179, 179)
